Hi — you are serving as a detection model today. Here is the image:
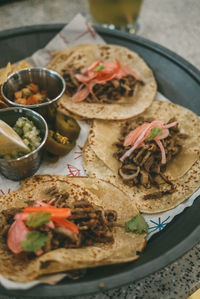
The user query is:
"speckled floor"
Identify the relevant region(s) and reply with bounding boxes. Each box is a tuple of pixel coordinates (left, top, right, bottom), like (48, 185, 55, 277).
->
(0, 1, 199, 298)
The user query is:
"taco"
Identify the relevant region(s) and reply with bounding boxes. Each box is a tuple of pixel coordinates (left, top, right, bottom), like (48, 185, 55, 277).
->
(83, 100, 200, 213)
(47, 43, 157, 120)
(0, 175, 147, 282)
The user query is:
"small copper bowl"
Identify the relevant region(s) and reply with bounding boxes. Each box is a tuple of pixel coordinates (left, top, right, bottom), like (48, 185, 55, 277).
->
(0, 107, 48, 181)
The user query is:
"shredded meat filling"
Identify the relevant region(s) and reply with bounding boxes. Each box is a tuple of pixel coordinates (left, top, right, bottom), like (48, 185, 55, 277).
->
(62, 68, 80, 96)
(114, 117, 186, 199)
(0, 188, 118, 256)
(62, 68, 140, 104)
(46, 194, 118, 249)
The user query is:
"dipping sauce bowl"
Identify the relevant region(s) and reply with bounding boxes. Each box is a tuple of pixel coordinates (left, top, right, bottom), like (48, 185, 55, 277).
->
(1, 67, 66, 121)
(0, 107, 48, 181)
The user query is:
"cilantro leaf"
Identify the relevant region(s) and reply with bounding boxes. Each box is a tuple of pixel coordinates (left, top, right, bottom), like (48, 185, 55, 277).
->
(125, 214, 148, 234)
(94, 64, 104, 72)
(147, 127, 163, 141)
(27, 211, 51, 228)
(21, 231, 49, 252)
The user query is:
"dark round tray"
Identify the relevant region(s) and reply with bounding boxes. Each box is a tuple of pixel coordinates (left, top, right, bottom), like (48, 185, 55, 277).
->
(0, 24, 199, 298)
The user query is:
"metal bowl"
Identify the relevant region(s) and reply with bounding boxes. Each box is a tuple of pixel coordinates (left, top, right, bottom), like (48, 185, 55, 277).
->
(0, 107, 48, 181)
(1, 67, 66, 120)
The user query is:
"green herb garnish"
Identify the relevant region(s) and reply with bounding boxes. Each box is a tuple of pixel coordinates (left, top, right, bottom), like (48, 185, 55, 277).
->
(26, 211, 51, 228)
(21, 231, 49, 252)
(125, 215, 148, 234)
(94, 64, 104, 72)
(147, 127, 163, 141)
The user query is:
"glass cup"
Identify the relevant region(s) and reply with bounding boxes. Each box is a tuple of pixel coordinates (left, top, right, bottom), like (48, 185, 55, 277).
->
(87, 0, 143, 34)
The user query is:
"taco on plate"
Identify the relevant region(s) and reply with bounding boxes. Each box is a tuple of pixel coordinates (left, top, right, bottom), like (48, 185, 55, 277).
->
(83, 101, 200, 213)
(47, 43, 157, 120)
(0, 175, 147, 282)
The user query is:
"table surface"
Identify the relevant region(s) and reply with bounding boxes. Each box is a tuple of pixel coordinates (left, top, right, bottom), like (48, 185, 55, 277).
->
(0, 1, 200, 298)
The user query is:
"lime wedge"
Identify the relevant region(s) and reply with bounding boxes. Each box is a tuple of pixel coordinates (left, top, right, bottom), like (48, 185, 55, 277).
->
(0, 120, 29, 156)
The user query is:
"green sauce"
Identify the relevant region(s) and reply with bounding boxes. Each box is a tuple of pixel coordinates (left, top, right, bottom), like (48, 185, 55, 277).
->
(1, 117, 41, 160)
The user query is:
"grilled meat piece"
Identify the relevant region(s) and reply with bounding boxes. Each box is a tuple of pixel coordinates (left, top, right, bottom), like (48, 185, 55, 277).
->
(115, 119, 185, 199)
(2, 196, 118, 256)
(62, 67, 139, 104)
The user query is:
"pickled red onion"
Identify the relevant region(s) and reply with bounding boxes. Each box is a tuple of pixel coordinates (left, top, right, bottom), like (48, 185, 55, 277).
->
(120, 120, 177, 164)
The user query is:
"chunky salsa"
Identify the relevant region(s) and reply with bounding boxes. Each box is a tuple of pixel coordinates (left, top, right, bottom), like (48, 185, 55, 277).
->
(1, 117, 41, 160)
(14, 83, 48, 105)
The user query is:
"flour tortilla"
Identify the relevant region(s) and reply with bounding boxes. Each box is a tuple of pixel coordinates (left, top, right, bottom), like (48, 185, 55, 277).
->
(0, 175, 146, 282)
(47, 43, 157, 120)
(83, 100, 200, 213)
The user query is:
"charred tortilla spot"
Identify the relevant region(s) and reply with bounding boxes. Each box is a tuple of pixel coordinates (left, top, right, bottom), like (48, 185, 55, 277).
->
(100, 46, 110, 50)
(39, 260, 53, 269)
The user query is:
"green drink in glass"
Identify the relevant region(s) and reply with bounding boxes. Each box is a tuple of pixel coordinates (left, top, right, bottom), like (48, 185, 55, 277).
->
(88, 0, 143, 33)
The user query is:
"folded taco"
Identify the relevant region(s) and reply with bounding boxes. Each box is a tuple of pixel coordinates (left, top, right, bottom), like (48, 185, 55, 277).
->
(0, 175, 147, 282)
(83, 101, 200, 213)
(47, 43, 157, 120)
